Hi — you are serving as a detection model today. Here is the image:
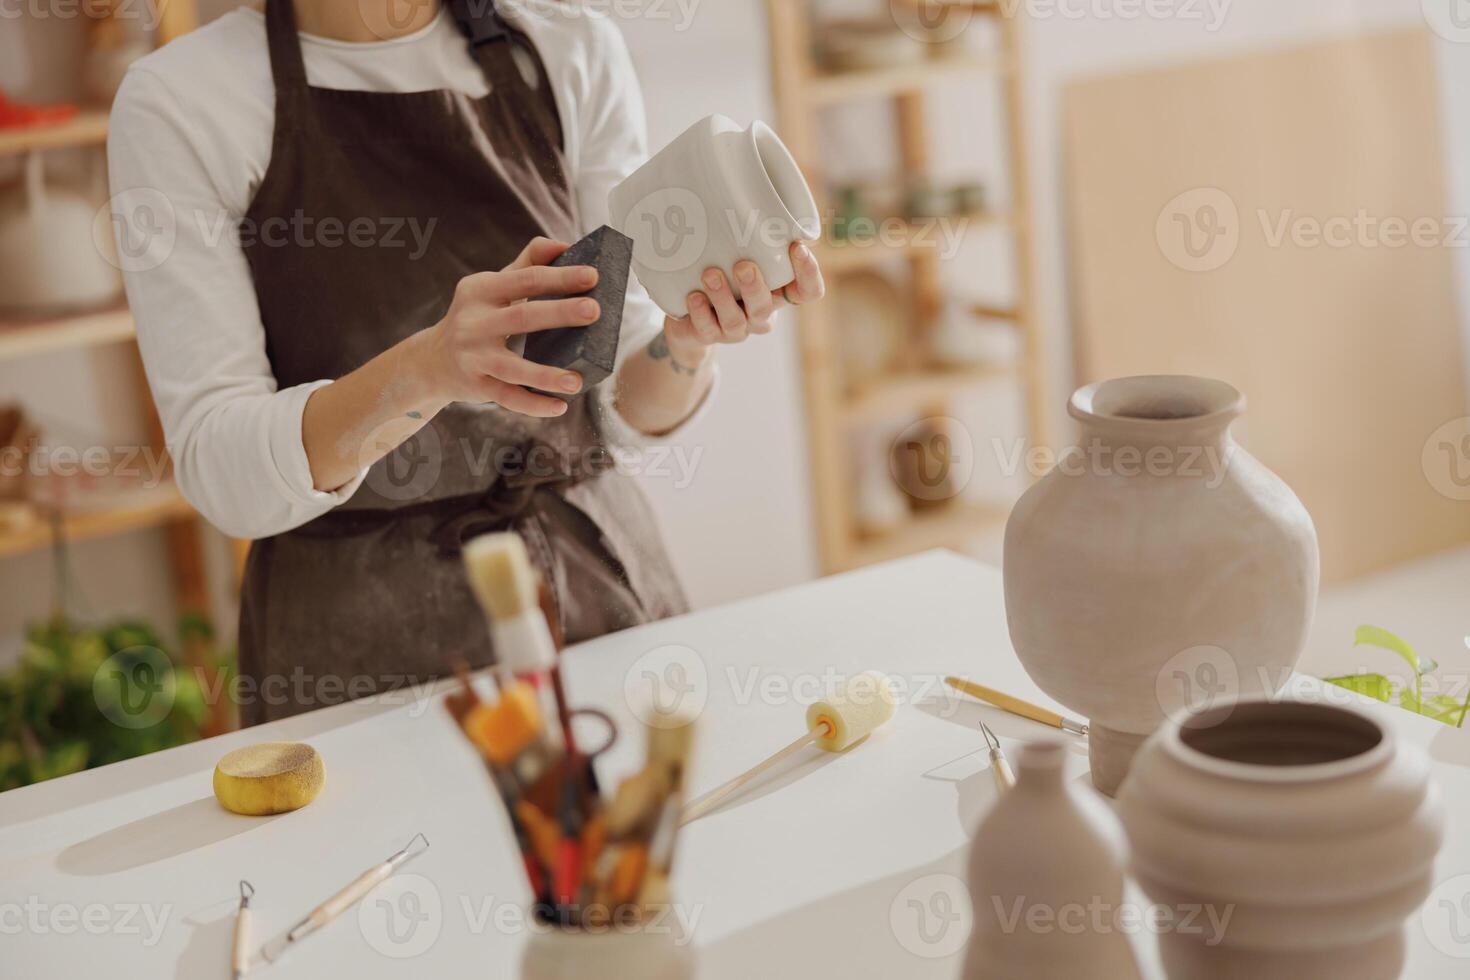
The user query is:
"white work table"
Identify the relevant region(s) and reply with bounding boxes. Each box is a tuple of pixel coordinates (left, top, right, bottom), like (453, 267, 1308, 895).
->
(3, 552, 1469, 978)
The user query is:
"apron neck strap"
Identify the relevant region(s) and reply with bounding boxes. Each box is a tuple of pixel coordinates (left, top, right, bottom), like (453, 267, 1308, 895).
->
(264, 0, 309, 107)
(447, 0, 511, 47)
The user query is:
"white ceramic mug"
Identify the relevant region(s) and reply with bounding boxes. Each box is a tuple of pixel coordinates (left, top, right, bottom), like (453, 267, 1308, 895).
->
(609, 114, 821, 318)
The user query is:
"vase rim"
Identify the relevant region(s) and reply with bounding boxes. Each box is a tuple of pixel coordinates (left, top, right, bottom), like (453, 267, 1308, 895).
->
(1069, 375, 1244, 431)
(1159, 695, 1393, 784)
(745, 120, 822, 241)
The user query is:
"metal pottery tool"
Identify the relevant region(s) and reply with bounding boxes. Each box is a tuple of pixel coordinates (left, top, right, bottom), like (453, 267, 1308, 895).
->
(980, 722, 1015, 794)
(945, 676, 1089, 736)
(232, 880, 254, 980)
(261, 834, 430, 963)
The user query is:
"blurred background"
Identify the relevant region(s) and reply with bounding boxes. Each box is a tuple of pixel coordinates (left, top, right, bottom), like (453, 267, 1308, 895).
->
(3, 0, 1470, 784)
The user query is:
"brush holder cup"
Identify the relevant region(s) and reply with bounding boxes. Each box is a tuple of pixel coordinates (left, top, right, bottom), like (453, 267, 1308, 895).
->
(1119, 696, 1445, 980)
(609, 114, 821, 319)
(519, 922, 696, 980)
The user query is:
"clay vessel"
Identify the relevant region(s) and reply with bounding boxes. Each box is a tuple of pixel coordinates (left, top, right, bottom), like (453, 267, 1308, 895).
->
(609, 114, 820, 318)
(963, 741, 1142, 980)
(1003, 375, 1319, 794)
(1119, 696, 1444, 979)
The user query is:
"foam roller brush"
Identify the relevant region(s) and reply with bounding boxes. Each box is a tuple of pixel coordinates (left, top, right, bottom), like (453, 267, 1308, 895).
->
(680, 671, 896, 825)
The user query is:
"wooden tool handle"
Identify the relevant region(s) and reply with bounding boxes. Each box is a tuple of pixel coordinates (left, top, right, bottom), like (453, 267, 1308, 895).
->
(680, 726, 824, 826)
(946, 676, 1065, 729)
(310, 863, 392, 926)
(990, 750, 1016, 794)
(231, 907, 251, 979)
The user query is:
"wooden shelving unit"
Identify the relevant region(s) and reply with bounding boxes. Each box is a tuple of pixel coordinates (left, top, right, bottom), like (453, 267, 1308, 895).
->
(765, 1, 1048, 573)
(0, 308, 135, 364)
(0, 1, 214, 612)
(0, 110, 110, 156)
(0, 484, 194, 560)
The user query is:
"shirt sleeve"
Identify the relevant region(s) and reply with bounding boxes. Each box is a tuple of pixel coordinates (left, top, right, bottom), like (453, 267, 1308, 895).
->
(107, 67, 367, 540)
(569, 18, 717, 447)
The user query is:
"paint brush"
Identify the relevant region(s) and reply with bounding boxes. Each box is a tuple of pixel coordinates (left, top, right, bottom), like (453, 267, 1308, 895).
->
(945, 676, 1089, 736)
(464, 533, 565, 750)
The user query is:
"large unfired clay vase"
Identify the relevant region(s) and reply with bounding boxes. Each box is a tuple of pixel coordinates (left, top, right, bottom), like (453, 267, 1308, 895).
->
(963, 741, 1142, 980)
(1003, 375, 1319, 795)
(1119, 696, 1445, 979)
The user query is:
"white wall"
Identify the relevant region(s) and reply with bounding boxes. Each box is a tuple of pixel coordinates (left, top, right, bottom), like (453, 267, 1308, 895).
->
(609, 5, 821, 608)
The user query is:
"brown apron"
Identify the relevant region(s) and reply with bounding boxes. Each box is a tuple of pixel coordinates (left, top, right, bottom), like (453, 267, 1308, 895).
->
(236, 0, 688, 726)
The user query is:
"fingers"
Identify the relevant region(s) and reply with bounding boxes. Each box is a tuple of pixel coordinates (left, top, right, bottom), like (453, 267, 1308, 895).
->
(782, 242, 825, 306)
(474, 376, 570, 418)
(699, 268, 749, 343)
(460, 263, 598, 306)
(504, 236, 571, 272)
(684, 292, 723, 345)
(480, 350, 583, 395)
(492, 296, 600, 336)
(733, 261, 775, 334)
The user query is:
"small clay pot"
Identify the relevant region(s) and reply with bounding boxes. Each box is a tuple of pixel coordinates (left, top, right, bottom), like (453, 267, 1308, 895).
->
(1119, 696, 1445, 980)
(964, 741, 1142, 979)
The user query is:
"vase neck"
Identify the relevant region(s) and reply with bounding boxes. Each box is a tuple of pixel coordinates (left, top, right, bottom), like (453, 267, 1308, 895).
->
(1069, 375, 1242, 451)
(1015, 742, 1068, 794)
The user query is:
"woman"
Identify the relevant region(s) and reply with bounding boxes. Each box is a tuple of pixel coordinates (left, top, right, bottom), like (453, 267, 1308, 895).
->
(108, 0, 824, 724)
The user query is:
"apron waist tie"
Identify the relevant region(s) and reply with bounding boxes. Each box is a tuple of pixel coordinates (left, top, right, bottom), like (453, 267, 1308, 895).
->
(294, 440, 615, 557)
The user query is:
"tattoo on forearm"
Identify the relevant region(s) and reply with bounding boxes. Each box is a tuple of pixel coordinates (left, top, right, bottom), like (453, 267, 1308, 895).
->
(649, 329, 699, 376)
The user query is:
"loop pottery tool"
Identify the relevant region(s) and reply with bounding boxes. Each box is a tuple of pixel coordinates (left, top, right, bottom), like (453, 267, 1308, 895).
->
(945, 676, 1088, 736)
(261, 834, 429, 963)
(680, 670, 897, 826)
(980, 722, 1015, 794)
(232, 880, 254, 980)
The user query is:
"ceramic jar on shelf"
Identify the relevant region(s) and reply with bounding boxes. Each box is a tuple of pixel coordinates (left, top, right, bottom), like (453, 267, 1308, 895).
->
(609, 114, 820, 319)
(1118, 696, 1445, 979)
(1003, 375, 1319, 795)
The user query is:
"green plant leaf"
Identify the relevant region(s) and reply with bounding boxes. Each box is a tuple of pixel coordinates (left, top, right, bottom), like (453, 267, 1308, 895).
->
(1419, 695, 1470, 726)
(1354, 625, 1438, 676)
(1326, 673, 1394, 703)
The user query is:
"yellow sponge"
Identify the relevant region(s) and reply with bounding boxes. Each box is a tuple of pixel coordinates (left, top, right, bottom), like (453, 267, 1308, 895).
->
(806, 671, 897, 752)
(213, 742, 324, 816)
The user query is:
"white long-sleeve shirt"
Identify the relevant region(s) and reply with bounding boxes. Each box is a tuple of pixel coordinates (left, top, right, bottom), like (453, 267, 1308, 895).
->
(107, 3, 711, 540)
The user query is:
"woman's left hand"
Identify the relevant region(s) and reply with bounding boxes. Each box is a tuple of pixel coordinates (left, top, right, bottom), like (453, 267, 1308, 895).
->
(661, 241, 825, 362)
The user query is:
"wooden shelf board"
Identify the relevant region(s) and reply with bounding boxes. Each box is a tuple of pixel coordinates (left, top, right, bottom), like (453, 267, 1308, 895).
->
(0, 110, 110, 156)
(808, 56, 1009, 105)
(0, 308, 135, 363)
(0, 484, 195, 560)
(844, 499, 1009, 569)
(890, 0, 1000, 8)
(844, 365, 1014, 423)
(818, 211, 1015, 274)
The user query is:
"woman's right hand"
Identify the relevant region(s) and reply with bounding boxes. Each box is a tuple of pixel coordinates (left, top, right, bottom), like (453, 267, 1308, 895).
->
(414, 237, 600, 418)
